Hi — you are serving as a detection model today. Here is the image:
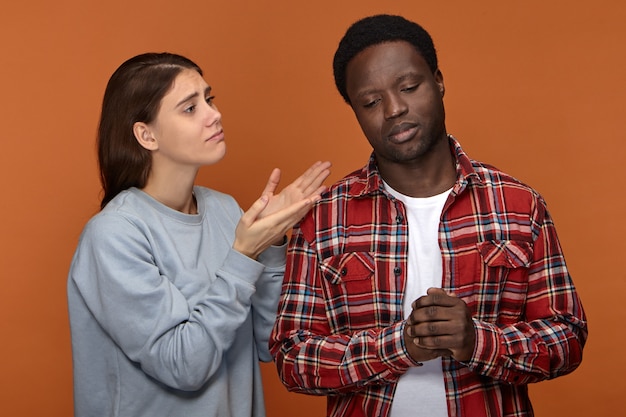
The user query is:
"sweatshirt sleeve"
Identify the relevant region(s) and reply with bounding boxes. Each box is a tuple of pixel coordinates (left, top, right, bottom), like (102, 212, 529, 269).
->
(252, 241, 287, 362)
(69, 212, 266, 391)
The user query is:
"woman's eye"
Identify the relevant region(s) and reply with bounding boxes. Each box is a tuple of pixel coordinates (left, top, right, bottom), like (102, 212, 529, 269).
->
(206, 95, 215, 104)
(184, 105, 196, 113)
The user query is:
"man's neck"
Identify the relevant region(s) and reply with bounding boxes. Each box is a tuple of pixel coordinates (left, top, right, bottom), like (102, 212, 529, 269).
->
(378, 141, 456, 198)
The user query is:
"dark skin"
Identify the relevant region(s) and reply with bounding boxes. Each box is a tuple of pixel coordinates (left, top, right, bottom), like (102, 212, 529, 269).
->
(345, 41, 476, 363)
(406, 288, 475, 362)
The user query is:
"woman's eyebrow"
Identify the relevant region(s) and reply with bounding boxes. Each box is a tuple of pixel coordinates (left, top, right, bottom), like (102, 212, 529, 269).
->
(175, 86, 212, 108)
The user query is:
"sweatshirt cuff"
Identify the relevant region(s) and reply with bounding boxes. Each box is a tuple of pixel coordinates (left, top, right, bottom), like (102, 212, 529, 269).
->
(257, 238, 287, 269)
(221, 248, 266, 286)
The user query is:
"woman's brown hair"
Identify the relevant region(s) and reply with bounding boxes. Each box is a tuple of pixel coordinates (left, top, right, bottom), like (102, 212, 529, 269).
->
(97, 52, 202, 209)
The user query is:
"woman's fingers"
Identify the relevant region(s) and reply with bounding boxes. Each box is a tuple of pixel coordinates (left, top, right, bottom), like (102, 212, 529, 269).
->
(260, 168, 281, 197)
(234, 161, 330, 259)
(239, 194, 270, 226)
(294, 161, 331, 196)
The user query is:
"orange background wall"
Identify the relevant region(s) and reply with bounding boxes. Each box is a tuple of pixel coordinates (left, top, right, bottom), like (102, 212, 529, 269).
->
(1, 1, 623, 416)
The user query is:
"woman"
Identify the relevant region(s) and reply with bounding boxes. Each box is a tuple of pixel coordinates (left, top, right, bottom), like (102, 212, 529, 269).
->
(67, 52, 330, 417)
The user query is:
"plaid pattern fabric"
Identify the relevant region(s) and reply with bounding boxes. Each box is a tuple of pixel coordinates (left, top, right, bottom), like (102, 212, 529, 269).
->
(270, 136, 587, 417)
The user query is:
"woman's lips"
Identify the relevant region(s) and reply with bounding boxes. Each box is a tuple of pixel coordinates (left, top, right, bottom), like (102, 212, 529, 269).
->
(207, 129, 224, 142)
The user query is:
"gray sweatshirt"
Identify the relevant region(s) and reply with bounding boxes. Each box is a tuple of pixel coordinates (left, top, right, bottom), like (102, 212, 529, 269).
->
(67, 186, 285, 417)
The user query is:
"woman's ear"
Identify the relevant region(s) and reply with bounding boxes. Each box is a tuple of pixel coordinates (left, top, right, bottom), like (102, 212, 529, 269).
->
(133, 122, 159, 151)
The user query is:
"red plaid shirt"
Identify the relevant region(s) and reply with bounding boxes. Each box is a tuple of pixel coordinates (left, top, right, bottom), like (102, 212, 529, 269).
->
(270, 136, 587, 417)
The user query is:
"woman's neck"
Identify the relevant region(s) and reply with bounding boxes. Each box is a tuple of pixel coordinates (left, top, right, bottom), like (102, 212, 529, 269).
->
(141, 170, 198, 214)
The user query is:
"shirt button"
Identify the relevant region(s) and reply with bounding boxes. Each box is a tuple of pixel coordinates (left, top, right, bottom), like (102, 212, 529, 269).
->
(393, 267, 401, 275)
(396, 215, 404, 224)
(341, 268, 347, 276)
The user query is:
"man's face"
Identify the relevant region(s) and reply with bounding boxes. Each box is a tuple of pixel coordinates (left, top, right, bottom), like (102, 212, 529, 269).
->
(345, 41, 446, 165)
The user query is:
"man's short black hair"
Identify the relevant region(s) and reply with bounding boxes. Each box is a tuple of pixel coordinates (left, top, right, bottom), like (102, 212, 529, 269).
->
(332, 14, 439, 104)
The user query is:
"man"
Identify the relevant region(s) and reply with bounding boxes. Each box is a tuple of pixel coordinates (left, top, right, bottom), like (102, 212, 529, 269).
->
(270, 14, 587, 417)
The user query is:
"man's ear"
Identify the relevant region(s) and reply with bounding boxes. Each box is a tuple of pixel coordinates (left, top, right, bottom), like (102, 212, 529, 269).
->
(133, 122, 159, 151)
(435, 69, 445, 98)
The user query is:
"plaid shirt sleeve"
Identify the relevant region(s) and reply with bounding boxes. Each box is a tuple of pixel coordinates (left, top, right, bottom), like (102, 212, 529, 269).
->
(269, 217, 417, 395)
(463, 196, 587, 384)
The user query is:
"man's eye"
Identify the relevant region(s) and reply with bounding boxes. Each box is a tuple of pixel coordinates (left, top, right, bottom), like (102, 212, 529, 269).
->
(364, 99, 380, 108)
(401, 85, 418, 92)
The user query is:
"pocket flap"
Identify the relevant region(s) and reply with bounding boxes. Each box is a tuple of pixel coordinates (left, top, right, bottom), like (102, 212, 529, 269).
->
(477, 240, 532, 268)
(319, 252, 375, 284)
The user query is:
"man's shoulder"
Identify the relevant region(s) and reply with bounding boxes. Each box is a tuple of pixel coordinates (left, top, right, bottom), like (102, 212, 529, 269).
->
(299, 162, 383, 234)
(470, 159, 537, 190)
(321, 163, 375, 199)
(465, 158, 547, 209)
(451, 135, 542, 196)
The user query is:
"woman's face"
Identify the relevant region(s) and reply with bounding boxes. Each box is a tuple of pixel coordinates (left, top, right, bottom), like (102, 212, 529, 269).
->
(140, 68, 226, 171)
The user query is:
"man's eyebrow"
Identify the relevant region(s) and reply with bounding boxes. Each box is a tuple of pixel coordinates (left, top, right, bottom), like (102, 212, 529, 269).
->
(354, 88, 378, 99)
(175, 86, 212, 108)
(396, 72, 421, 83)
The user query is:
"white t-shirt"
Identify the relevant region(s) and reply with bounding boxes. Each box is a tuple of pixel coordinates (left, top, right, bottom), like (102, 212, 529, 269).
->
(385, 183, 451, 417)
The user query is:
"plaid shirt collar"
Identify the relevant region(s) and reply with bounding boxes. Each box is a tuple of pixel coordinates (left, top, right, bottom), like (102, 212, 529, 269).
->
(352, 134, 483, 199)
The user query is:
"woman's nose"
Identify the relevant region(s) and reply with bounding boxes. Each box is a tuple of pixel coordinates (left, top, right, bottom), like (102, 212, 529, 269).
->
(205, 102, 221, 126)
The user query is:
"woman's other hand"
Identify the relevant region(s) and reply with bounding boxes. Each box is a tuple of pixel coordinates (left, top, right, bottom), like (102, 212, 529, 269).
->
(233, 161, 331, 259)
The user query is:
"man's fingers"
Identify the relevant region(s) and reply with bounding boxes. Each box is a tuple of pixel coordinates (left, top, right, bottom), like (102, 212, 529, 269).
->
(411, 287, 458, 309)
(413, 335, 454, 350)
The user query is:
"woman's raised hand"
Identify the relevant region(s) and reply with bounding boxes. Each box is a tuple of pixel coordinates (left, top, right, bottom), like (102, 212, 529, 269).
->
(259, 161, 331, 219)
(233, 161, 331, 259)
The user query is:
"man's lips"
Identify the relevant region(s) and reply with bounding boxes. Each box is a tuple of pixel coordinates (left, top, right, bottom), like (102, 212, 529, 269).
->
(387, 123, 418, 143)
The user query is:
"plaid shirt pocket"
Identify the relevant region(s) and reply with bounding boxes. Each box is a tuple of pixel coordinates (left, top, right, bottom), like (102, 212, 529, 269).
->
(476, 240, 533, 323)
(319, 252, 379, 332)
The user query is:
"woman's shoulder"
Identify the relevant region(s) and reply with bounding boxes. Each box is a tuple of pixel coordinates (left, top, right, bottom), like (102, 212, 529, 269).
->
(83, 190, 151, 238)
(194, 186, 241, 212)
